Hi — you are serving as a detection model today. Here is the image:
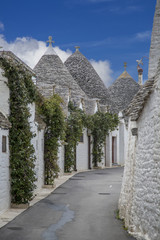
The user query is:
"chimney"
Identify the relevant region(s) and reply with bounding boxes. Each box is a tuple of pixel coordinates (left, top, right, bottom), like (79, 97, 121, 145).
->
(137, 65, 143, 86)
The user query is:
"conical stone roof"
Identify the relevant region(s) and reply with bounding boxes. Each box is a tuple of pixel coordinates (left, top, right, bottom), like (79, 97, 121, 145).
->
(108, 70, 140, 112)
(34, 46, 86, 100)
(64, 48, 113, 107)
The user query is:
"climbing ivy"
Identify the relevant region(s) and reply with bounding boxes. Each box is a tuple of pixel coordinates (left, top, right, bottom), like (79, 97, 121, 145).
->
(64, 101, 86, 172)
(38, 94, 66, 184)
(0, 55, 119, 202)
(86, 111, 119, 167)
(0, 57, 37, 204)
(64, 102, 119, 171)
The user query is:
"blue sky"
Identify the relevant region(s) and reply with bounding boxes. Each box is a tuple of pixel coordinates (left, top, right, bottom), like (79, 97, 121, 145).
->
(0, 0, 156, 86)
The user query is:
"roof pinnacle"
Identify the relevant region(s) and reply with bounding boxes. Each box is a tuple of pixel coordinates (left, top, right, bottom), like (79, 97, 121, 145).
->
(124, 62, 127, 71)
(47, 36, 55, 47)
(44, 36, 57, 55)
(75, 46, 80, 52)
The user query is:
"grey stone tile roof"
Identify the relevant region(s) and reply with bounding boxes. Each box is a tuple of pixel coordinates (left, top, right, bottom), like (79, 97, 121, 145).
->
(34, 46, 103, 116)
(64, 49, 113, 108)
(0, 51, 35, 76)
(124, 79, 154, 121)
(108, 71, 140, 113)
(34, 49, 87, 100)
(0, 112, 11, 129)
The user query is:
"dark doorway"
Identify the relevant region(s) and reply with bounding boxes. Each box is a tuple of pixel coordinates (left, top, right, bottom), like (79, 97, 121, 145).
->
(88, 136, 91, 169)
(104, 141, 107, 166)
(74, 145, 77, 171)
(112, 137, 117, 164)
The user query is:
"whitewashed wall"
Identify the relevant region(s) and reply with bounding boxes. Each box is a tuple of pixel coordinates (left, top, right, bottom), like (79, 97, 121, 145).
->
(106, 134, 112, 167)
(106, 120, 128, 168)
(119, 120, 128, 166)
(119, 120, 137, 226)
(119, 80, 160, 240)
(29, 103, 45, 192)
(34, 129, 45, 191)
(112, 129, 119, 164)
(0, 68, 45, 214)
(0, 70, 10, 214)
(58, 145, 65, 175)
(76, 128, 89, 171)
(0, 69, 9, 116)
(119, 123, 124, 165)
(0, 129, 10, 215)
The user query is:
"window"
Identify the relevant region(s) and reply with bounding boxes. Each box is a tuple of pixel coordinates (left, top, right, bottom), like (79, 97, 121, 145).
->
(2, 135, 7, 153)
(79, 134, 84, 143)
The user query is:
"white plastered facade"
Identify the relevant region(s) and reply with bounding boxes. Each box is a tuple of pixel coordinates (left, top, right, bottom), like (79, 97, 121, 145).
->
(106, 114, 128, 168)
(29, 103, 45, 193)
(0, 68, 10, 214)
(0, 128, 10, 215)
(0, 70, 45, 214)
(119, 77, 160, 240)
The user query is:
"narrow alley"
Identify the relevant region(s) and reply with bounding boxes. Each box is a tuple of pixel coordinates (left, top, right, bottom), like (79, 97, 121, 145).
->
(0, 167, 135, 240)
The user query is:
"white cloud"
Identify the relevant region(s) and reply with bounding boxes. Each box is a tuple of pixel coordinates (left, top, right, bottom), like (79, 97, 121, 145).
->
(0, 35, 72, 68)
(90, 59, 113, 87)
(54, 46, 72, 63)
(0, 35, 113, 87)
(135, 31, 151, 41)
(0, 22, 4, 31)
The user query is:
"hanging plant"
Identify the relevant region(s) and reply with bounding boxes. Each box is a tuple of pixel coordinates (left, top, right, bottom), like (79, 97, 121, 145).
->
(0, 57, 37, 204)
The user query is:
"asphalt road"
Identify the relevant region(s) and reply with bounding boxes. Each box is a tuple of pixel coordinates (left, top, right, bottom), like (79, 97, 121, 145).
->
(0, 167, 135, 240)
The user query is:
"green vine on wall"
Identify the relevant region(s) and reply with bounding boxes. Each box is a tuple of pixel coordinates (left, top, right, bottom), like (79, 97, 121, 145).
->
(0, 56, 119, 202)
(38, 94, 66, 184)
(0, 57, 37, 204)
(64, 102, 119, 171)
(64, 101, 86, 172)
(86, 111, 119, 167)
